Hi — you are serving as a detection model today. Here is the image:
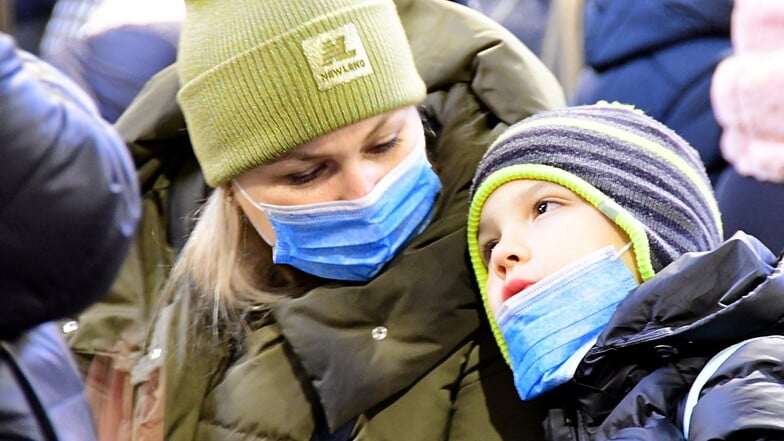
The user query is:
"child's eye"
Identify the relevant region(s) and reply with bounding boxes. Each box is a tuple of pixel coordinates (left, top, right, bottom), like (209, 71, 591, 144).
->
(481, 240, 498, 265)
(535, 200, 562, 215)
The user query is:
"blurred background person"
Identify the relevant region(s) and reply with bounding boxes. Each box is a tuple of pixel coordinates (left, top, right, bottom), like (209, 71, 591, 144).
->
(570, 0, 734, 184)
(38, 0, 101, 57)
(0, 0, 55, 54)
(40, 0, 183, 122)
(0, 32, 139, 440)
(1, 0, 183, 123)
(711, 0, 784, 254)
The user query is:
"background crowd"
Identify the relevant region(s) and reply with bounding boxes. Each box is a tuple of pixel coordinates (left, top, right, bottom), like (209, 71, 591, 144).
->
(6, 0, 780, 252)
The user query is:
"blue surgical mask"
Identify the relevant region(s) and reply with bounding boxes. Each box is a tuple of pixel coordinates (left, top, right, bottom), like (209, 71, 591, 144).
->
(496, 243, 638, 400)
(235, 140, 442, 282)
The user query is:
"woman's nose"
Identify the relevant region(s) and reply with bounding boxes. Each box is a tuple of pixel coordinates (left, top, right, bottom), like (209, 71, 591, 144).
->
(340, 161, 384, 200)
(491, 240, 531, 280)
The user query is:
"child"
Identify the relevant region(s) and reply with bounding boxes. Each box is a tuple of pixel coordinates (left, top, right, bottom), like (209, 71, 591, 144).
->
(466, 102, 784, 440)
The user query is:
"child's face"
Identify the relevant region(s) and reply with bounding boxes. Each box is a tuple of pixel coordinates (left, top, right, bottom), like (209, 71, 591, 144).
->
(477, 180, 642, 316)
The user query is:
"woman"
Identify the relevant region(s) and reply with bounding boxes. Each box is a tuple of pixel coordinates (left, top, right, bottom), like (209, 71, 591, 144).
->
(70, 0, 565, 440)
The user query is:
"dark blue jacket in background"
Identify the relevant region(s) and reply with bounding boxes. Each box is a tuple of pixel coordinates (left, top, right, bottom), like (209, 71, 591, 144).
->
(0, 35, 140, 336)
(0, 33, 140, 441)
(570, 0, 733, 182)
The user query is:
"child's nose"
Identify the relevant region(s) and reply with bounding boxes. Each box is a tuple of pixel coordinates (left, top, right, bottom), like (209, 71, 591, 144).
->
(491, 241, 531, 280)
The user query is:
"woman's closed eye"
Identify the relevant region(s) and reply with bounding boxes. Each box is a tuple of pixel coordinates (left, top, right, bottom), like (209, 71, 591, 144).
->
(369, 136, 402, 155)
(284, 137, 401, 186)
(287, 164, 326, 185)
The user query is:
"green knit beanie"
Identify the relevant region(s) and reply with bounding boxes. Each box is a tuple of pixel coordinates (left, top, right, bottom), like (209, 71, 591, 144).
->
(176, 0, 427, 187)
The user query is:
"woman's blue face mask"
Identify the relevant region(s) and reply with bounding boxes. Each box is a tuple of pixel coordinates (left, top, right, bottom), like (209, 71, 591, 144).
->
(234, 141, 442, 281)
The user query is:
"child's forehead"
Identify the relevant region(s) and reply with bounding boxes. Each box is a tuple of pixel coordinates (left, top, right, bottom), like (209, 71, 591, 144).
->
(490, 179, 571, 198)
(478, 179, 586, 226)
(486, 179, 574, 203)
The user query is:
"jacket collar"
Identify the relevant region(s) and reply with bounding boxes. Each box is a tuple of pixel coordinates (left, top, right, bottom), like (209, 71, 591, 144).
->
(569, 232, 784, 424)
(595, 232, 782, 352)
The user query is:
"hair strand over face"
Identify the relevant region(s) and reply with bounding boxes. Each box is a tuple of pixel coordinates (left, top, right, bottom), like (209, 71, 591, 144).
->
(160, 186, 321, 343)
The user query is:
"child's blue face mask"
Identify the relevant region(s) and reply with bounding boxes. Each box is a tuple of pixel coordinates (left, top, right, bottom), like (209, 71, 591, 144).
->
(235, 141, 441, 282)
(496, 243, 638, 400)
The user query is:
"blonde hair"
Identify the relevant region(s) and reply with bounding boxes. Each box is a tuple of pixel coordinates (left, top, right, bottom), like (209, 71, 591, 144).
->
(161, 186, 321, 339)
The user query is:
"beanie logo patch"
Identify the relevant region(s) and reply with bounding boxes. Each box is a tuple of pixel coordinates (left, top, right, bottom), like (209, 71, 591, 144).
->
(302, 23, 373, 91)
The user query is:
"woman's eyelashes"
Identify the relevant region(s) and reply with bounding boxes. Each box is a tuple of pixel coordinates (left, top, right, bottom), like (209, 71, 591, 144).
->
(369, 136, 401, 155)
(287, 164, 326, 185)
(284, 137, 404, 186)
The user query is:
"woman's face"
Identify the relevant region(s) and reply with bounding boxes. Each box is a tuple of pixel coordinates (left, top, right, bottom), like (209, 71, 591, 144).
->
(232, 105, 425, 243)
(476, 180, 642, 316)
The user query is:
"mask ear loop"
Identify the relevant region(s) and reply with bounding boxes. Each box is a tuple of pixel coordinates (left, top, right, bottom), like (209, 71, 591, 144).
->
(613, 242, 633, 260)
(232, 179, 276, 246)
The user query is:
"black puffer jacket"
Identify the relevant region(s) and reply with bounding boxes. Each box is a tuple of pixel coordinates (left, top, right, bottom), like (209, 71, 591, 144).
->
(0, 34, 140, 337)
(544, 232, 784, 440)
(0, 34, 140, 441)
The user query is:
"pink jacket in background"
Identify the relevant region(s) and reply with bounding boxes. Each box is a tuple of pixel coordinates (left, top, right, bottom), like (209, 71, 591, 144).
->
(711, 0, 784, 183)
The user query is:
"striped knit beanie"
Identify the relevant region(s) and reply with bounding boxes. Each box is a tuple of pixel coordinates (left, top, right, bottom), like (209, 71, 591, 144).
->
(176, 0, 426, 187)
(468, 102, 722, 287)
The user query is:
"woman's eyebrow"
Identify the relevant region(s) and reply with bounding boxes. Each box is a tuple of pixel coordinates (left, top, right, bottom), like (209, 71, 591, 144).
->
(366, 114, 393, 139)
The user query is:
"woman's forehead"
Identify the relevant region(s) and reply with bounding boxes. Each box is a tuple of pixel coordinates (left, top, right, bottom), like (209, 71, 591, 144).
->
(276, 106, 419, 159)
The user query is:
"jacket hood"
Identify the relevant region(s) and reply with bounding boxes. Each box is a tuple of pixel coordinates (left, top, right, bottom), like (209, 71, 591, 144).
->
(115, 62, 190, 192)
(584, 0, 733, 69)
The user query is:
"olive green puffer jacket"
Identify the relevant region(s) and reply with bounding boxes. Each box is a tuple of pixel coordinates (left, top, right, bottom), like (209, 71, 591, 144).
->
(67, 1, 565, 440)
